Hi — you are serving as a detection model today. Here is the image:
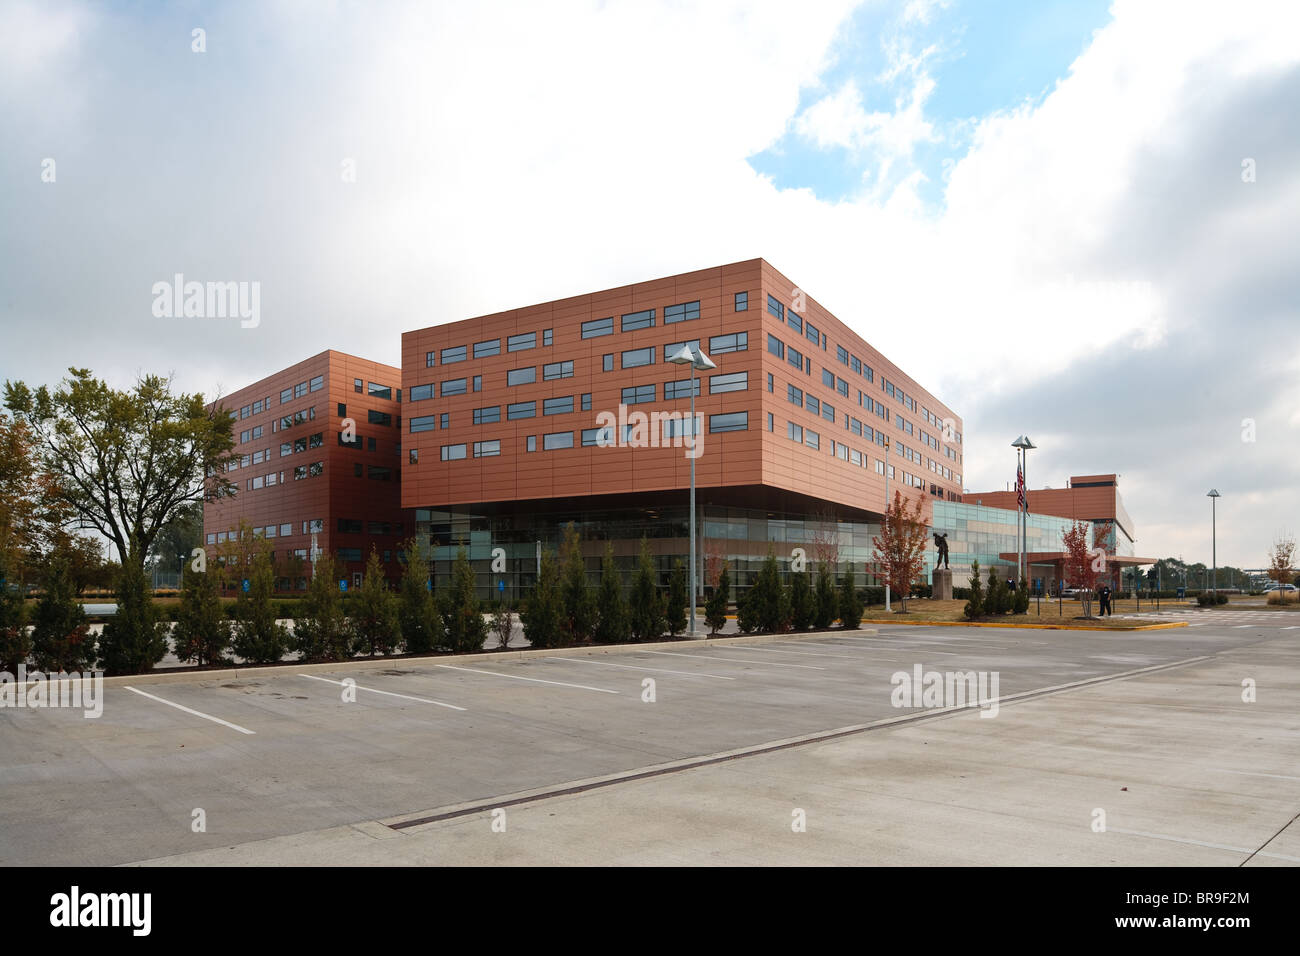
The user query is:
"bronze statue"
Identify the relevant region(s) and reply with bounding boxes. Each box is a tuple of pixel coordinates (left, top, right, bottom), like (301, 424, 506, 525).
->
(933, 532, 950, 569)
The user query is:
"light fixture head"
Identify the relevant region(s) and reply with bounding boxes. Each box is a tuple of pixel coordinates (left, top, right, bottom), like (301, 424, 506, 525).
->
(1011, 435, 1034, 450)
(1207, 488, 1221, 498)
(666, 344, 716, 370)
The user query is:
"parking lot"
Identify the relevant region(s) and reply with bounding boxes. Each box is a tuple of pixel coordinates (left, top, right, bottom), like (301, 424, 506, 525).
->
(1, 620, 1295, 866)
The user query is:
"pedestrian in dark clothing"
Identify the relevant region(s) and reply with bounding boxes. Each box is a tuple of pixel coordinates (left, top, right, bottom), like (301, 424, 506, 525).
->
(1098, 584, 1112, 616)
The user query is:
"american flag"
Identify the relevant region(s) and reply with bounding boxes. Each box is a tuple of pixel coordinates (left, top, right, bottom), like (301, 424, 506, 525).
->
(1016, 464, 1025, 509)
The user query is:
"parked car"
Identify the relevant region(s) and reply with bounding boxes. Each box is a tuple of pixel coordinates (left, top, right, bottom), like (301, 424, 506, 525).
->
(1264, 583, 1297, 592)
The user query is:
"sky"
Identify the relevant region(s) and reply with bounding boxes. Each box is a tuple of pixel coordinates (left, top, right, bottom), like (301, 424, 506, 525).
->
(0, 0, 1296, 569)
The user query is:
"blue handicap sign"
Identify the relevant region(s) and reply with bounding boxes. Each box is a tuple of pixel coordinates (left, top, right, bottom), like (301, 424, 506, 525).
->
(498, 579, 505, 592)
(241, 579, 250, 593)
(339, 579, 348, 592)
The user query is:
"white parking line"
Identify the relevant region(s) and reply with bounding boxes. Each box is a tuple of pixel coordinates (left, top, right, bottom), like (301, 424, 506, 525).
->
(1233, 625, 1254, 629)
(1218, 769, 1300, 781)
(124, 686, 256, 735)
(1108, 827, 1300, 863)
(639, 650, 825, 670)
(728, 643, 867, 660)
(434, 664, 619, 694)
(298, 674, 466, 711)
(1281, 626, 1300, 631)
(544, 657, 736, 680)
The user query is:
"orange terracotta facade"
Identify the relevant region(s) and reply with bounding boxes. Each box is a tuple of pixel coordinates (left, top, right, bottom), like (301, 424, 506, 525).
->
(400, 259, 965, 520)
(203, 350, 409, 588)
(971, 473, 1135, 549)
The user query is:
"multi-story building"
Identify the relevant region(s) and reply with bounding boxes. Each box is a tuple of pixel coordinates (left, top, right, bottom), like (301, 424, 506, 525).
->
(401, 259, 967, 598)
(203, 350, 410, 591)
(964, 474, 1151, 592)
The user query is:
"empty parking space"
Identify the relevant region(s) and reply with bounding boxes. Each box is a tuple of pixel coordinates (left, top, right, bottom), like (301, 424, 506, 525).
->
(0, 623, 1288, 865)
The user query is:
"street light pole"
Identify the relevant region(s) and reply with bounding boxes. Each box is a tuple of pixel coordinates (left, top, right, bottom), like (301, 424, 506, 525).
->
(1207, 489, 1220, 594)
(668, 343, 716, 639)
(1012, 436, 1035, 586)
(883, 436, 891, 613)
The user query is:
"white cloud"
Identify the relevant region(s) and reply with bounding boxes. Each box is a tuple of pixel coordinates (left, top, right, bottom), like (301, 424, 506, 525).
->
(2, 0, 1299, 564)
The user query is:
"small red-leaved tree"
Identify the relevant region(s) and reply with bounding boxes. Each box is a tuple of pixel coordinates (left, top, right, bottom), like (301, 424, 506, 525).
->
(871, 490, 929, 612)
(1062, 519, 1110, 618)
(1267, 533, 1296, 604)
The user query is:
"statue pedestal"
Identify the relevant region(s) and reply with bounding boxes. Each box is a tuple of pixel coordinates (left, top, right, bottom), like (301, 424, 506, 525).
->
(932, 568, 953, 600)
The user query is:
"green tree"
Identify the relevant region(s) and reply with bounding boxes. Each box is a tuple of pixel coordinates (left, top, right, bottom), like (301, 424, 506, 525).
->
(294, 554, 350, 662)
(98, 542, 168, 674)
(813, 561, 838, 628)
(351, 549, 400, 656)
(441, 546, 486, 653)
(31, 554, 93, 672)
(666, 558, 688, 637)
(594, 543, 630, 644)
(171, 561, 230, 666)
(838, 567, 862, 630)
(789, 570, 814, 631)
(3, 370, 237, 583)
(963, 560, 984, 620)
(985, 563, 1011, 616)
(705, 561, 730, 636)
(628, 537, 666, 641)
(147, 501, 204, 579)
(231, 550, 289, 664)
(0, 556, 28, 670)
(397, 539, 441, 654)
(559, 524, 596, 644)
(750, 547, 790, 633)
(521, 549, 563, 648)
(735, 583, 758, 634)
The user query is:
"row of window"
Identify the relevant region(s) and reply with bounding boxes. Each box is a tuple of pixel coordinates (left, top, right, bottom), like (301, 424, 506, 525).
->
(354, 379, 395, 400)
(336, 519, 404, 535)
(236, 396, 272, 420)
(430, 411, 750, 461)
(426, 330, 555, 368)
(271, 375, 324, 408)
(206, 518, 324, 545)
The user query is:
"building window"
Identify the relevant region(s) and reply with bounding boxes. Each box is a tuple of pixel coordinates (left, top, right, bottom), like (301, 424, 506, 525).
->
(409, 415, 437, 433)
(788, 344, 804, 370)
(366, 437, 376, 451)
(507, 401, 536, 420)
(473, 339, 501, 358)
(822, 369, 835, 388)
(622, 384, 656, 405)
(709, 332, 747, 354)
(473, 406, 501, 425)
(621, 309, 655, 332)
(440, 444, 467, 461)
(767, 412, 774, 432)
(767, 334, 784, 359)
(664, 301, 700, 324)
(788, 384, 803, 407)
(543, 329, 553, 346)
(526, 435, 537, 452)
(581, 393, 592, 411)
(837, 345, 849, 365)
(409, 449, 419, 464)
(805, 322, 819, 345)
(473, 440, 501, 458)
(543, 431, 574, 450)
(665, 378, 699, 399)
(621, 347, 654, 369)
(354, 378, 363, 393)
(543, 396, 574, 415)
(280, 387, 293, 404)
(367, 382, 392, 400)
(787, 311, 803, 335)
(543, 360, 574, 380)
(823, 403, 836, 422)
(440, 413, 449, 429)
(767, 373, 774, 393)
(441, 346, 467, 364)
(581, 317, 614, 339)
(354, 462, 363, 477)
(425, 352, 436, 368)
(808, 395, 820, 416)
(602, 354, 614, 372)
(709, 371, 747, 394)
(441, 378, 467, 397)
(788, 422, 803, 443)
(508, 332, 537, 352)
(709, 412, 748, 433)
(767, 294, 785, 322)
(805, 429, 820, 450)
(368, 410, 392, 426)
(582, 427, 612, 447)
(837, 378, 849, 397)
(507, 366, 536, 386)
(409, 384, 432, 402)
(735, 291, 748, 312)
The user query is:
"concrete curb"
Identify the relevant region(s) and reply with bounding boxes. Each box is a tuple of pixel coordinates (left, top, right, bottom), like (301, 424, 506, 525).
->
(863, 618, 1189, 632)
(91, 627, 881, 688)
